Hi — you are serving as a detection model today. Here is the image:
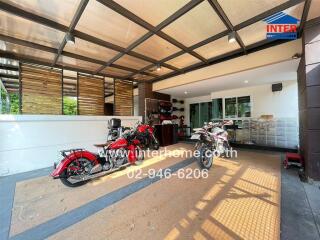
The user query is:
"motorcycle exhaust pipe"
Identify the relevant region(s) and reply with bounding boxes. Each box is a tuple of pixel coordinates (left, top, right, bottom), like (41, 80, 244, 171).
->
(85, 163, 131, 180)
(67, 163, 132, 184)
(89, 164, 103, 174)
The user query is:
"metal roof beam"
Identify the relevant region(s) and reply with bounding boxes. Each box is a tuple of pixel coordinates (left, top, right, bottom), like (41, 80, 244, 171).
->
(0, 50, 137, 81)
(1, 78, 19, 84)
(96, 0, 207, 71)
(234, 0, 305, 31)
(152, 39, 289, 82)
(2, 83, 19, 88)
(52, 0, 89, 66)
(128, 0, 305, 81)
(207, 0, 246, 53)
(0, 63, 19, 71)
(298, 0, 312, 37)
(0, 34, 154, 78)
(0, 73, 19, 79)
(0, 1, 177, 70)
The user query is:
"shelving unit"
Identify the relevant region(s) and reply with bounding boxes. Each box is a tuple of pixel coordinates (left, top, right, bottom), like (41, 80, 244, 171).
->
(233, 118, 299, 149)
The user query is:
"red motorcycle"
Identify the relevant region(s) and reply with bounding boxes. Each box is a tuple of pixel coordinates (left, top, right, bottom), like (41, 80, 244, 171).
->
(135, 122, 160, 150)
(51, 129, 143, 187)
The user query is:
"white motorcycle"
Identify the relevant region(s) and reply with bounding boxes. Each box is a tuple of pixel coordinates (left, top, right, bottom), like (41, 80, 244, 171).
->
(191, 121, 233, 169)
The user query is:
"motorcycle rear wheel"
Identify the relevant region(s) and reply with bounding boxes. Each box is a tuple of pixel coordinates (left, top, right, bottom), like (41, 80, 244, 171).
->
(60, 158, 93, 187)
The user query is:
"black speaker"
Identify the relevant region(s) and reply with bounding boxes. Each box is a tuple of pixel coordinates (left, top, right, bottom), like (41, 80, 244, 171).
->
(272, 83, 282, 92)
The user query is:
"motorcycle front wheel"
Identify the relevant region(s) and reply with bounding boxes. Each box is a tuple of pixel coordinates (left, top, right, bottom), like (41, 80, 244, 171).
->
(198, 147, 213, 170)
(223, 142, 231, 158)
(60, 158, 93, 187)
(135, 146, 145, 165)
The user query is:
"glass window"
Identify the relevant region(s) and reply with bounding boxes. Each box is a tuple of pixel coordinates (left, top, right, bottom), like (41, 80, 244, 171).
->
(237, 96, 251, 117)
(225, 97, 237, 118)
(212, 98, 223, 119)
(200, 102, 212, 126)
(190, 103, 200, 129)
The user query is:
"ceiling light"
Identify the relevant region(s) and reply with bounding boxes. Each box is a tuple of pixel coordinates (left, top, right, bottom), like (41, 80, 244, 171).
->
(244, 80, 249, 84)
(228, 31, 236, 43)
(66, 33, 75, 44)
(156, 64, 161, 71)
(184, 91, 188, 95)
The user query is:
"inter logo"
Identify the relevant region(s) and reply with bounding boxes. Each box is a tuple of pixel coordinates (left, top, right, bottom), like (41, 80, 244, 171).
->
(264, 12, 300, 40)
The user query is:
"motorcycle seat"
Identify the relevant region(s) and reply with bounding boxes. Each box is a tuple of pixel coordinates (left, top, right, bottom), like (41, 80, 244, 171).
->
(94, 141, 113, 148)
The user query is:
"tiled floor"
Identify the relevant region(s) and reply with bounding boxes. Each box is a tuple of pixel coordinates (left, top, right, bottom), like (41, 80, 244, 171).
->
(1, 144, 285, 240)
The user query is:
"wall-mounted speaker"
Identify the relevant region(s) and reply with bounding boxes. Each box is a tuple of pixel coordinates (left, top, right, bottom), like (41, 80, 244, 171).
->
(272, 83, 282, 92)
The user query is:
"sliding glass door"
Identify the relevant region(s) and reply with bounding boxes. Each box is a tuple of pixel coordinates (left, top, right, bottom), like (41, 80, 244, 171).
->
(190, 96, 251, 129)
(212, 98, 223, 120)
(190, 103, 200, 129)
(190, 102, 213, 129)
(200, 102, 212, 126)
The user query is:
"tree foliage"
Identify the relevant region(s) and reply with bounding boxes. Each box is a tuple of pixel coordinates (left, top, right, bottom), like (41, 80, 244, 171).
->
(9, 93, 19, 114)
(1, 88, 78, 115)
(63, 96, 77, 115)
(1, 88, 19, 114)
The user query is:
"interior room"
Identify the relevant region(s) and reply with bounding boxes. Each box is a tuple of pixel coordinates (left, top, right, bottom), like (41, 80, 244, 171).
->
(0, 0, 320, 240)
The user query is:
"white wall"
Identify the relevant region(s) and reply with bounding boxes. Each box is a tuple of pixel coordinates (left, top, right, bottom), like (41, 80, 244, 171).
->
(183, 80, 298, 125)
(0, 115, 142, 176)
(211, 80, 298, 118)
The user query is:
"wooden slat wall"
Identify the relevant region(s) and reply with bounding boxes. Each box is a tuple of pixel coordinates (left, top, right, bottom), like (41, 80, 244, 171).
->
(21, 63, 62, 114)
(78, 75, 104, 115)
(114, 79, 133, 116)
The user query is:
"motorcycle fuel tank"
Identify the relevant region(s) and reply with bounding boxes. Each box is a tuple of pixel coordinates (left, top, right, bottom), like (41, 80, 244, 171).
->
(109, 138, 128, 149)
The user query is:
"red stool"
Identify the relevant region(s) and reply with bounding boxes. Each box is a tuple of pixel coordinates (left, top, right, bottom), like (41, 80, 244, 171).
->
(283, 153, 303, 169)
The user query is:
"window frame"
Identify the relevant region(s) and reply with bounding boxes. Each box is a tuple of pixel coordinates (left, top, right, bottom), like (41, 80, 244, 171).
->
(222, 95, 252, 120)
(211, 98, 223, 121)
(189, 95, 252, 129)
